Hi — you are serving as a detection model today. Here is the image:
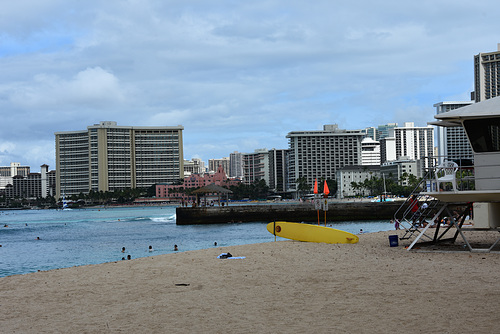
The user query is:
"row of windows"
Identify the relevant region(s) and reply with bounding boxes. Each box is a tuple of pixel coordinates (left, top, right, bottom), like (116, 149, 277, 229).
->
(481, 54, 500, 61)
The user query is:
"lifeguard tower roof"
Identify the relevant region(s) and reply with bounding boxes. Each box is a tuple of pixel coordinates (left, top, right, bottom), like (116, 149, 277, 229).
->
(431, 95, 500, 127)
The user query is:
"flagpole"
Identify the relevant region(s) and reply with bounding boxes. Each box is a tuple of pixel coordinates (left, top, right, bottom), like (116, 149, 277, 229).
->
(273, 220, 276, 242)
(324, 196, 327, 226)
(314, 179, 319, 225)
(323, 180, 330, 227)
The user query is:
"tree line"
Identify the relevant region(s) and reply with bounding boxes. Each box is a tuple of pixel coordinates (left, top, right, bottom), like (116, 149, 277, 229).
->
(0, 172, 425, 209)
(349, 172, 420, 198)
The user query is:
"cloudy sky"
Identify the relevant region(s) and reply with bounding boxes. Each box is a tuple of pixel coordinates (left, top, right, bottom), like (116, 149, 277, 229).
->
(1, 0, 499, 170)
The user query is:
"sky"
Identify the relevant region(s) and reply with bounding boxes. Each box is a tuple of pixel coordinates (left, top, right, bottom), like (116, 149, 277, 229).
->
(1, 0, 500, 171)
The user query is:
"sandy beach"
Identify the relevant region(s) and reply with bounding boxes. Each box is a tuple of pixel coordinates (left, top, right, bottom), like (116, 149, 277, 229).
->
(1, 230, 499, 333)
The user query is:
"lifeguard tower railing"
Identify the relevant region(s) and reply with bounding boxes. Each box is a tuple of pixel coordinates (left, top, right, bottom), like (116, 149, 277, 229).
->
(393, 155, 475, 224)
(393, 155, 500, 252)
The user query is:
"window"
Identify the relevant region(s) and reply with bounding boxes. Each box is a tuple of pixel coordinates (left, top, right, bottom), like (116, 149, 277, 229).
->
(464, 118, 500, 152)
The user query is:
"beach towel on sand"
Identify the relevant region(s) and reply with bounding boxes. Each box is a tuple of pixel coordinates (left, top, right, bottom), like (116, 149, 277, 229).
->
(217, 253, 245, 259)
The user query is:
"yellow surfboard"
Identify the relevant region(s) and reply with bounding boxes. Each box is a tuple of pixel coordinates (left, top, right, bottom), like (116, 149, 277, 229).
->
(267, 221, 359, 244)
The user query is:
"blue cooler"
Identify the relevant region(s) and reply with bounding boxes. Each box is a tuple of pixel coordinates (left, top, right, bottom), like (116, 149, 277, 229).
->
(388, 235, 399, 247)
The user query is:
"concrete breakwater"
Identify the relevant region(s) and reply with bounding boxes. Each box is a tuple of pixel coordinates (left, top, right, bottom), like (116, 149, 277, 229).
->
(176, 202, 402, 225)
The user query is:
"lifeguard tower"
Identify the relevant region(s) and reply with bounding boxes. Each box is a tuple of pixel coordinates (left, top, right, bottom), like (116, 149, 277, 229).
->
(395, 96, 500, 252)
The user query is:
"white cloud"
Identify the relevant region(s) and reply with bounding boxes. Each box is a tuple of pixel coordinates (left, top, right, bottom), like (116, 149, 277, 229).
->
(1, 0, 500, 168)
(0, 142, 16, 154)
(8, 67, 124, 109)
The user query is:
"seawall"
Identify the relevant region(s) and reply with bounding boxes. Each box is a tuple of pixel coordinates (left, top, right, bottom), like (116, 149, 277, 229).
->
(176, 202, 402, 225)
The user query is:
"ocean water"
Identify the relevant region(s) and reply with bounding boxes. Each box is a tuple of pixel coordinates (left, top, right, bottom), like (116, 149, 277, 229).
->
(0, 206, 394, 277)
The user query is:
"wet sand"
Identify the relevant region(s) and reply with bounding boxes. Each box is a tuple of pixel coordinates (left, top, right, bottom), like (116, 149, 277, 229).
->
(1, 230, 499, 333)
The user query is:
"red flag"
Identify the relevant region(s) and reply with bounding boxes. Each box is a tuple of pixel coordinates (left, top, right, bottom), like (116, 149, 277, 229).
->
(323, 180, 330, 196)
(313, 178, 318, 194)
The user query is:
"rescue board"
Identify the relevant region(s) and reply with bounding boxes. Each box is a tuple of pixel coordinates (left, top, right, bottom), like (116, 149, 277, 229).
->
(267, 221, 359, 244)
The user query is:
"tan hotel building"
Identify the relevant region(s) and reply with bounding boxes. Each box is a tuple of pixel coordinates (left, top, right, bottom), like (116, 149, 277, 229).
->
(55, 121, 183, 198)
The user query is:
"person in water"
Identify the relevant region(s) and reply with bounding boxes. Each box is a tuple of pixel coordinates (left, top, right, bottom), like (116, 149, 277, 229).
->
(121, 247, 126, 253)
(149, 245, 154, 252)
(393, 219, 400, 230)
(174, 244, 178, 251)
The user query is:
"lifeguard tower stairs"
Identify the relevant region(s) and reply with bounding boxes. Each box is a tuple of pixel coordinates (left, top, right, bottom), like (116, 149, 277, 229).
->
(393, 161, 500, 253)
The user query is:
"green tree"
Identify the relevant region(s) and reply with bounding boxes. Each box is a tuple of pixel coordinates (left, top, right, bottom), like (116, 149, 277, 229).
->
(296, 177, 310, 198)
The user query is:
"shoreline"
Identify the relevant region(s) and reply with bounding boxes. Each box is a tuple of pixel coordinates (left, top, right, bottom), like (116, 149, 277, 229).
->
(0, 197, 405, 211)
(1, 228, 387, 279)
(1, 230, 499, 333)
(0, 207, 395, 278)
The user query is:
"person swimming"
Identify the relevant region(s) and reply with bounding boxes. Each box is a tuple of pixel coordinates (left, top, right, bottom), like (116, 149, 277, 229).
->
(148, 245, 153, 252)
(174, 244, 178, 251)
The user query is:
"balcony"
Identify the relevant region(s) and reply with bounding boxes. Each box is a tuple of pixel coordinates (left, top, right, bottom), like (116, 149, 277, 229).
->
(420, 155, 500, 203)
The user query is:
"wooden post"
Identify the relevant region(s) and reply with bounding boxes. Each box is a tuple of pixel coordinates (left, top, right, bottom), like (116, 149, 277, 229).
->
(273, 220, 276, 242)
(314, 178, 319, 225)
(323, 180, 330, 227)
(324, 197, 327, 226)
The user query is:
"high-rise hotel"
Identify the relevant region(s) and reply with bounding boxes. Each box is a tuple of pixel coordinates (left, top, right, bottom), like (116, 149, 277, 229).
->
(55, 121, 184, 198)
(287, 124, 364, 193)
(433, 101, 474, 164)
(394, 122, 434, 172)
(474, 44, 500, 102)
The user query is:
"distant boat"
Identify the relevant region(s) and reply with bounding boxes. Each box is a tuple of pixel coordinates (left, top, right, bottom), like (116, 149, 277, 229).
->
(62, 196, 72, 210)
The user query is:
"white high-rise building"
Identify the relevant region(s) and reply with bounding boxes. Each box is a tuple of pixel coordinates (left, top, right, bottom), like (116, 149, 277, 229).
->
(287, 124, 364, 193)
(243, 149, 270, 185)
(361, 137, 381, 165)
(380, 136, 396, 163)
(229, 151, 244, 179)
(394, 122, 434, 172)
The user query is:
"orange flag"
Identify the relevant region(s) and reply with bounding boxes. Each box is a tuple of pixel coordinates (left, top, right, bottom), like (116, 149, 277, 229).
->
(313, 178, 318, 194)
(323, 180, 330, 196)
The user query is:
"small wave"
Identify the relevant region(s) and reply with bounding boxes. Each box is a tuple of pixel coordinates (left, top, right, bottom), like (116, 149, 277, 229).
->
(127, 217, 152, 222)
(150, 214, 176, 223)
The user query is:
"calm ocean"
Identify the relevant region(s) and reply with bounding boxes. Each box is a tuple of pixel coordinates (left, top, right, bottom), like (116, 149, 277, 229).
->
(0, 206, 394, 277)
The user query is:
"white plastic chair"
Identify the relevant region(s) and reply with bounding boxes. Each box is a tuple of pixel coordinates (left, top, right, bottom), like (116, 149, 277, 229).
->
(435, 161, 458, 191)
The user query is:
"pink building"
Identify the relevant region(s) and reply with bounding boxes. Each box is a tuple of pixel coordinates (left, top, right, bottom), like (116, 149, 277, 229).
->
(156, 165, 240, 202)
